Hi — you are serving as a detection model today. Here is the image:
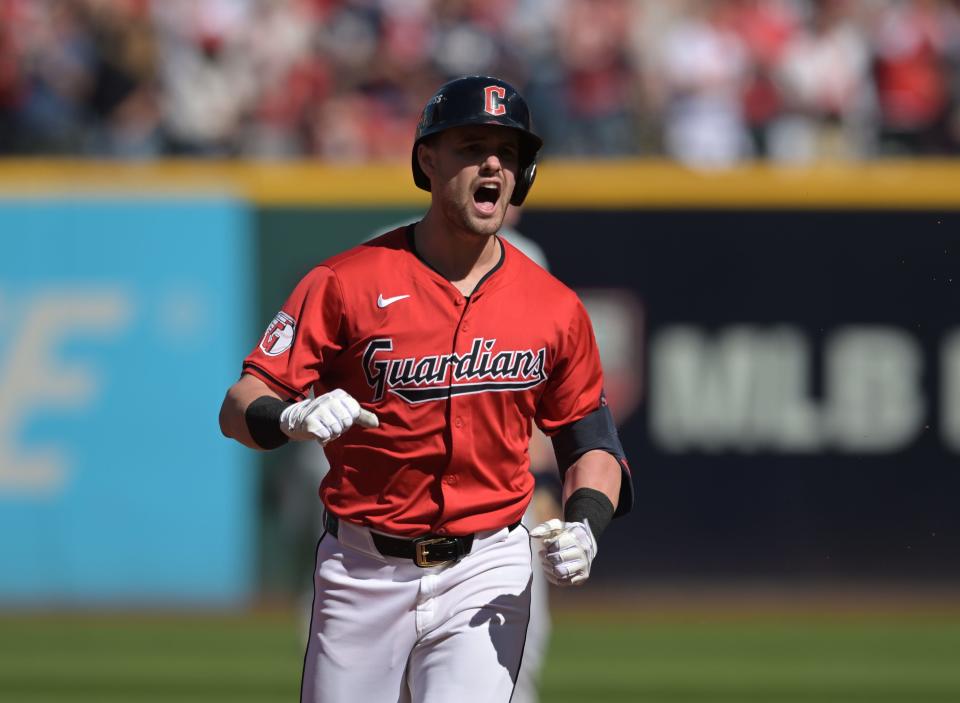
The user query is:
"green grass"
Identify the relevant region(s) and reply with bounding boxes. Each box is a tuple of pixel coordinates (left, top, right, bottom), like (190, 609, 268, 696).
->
(1, 608, 959, 702)
(540, 613, 960, 703)
(0, 612, 303, 702)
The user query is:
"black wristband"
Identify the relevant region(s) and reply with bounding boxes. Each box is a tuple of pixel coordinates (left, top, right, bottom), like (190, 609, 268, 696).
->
(245, 396, 291, 449)
(564, 488, 614, 540)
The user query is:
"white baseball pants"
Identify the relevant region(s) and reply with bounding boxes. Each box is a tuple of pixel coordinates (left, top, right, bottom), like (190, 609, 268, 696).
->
(301, 518, 533, 703)
(511, 508, 551, 703)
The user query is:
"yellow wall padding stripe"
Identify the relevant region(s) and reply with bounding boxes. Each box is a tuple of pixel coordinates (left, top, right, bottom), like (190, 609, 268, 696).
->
(0, 159, 959, 208)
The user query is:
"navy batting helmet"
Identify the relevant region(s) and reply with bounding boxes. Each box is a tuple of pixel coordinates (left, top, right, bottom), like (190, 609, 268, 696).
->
(412, 76, 543, 206)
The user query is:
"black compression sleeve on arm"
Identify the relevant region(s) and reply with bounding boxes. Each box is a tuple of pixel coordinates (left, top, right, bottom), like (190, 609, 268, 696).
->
(245, 396, 291, 449)
(551, 401, 634, 517)
(552, 403, 625, 476)
(564, 487, 614, 539)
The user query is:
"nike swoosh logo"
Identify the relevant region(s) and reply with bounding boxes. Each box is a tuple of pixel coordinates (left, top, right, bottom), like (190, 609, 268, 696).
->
(377, 294, 410, 308)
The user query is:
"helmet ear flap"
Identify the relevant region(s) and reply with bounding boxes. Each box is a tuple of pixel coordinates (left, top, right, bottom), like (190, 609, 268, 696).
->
(510, 158, 537, 206)
(412, 139, 432, 192)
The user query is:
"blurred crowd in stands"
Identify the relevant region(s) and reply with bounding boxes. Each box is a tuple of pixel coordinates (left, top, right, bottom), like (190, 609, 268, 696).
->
(1, 0, 960, 167)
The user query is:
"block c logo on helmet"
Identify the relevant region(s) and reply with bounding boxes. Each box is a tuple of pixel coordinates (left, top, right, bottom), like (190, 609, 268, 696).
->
(484, 85, 506, 116)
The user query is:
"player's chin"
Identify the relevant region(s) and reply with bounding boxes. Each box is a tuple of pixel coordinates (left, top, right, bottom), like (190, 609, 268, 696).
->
(463, 212, 504, 237)
(464, 201, 507, 235)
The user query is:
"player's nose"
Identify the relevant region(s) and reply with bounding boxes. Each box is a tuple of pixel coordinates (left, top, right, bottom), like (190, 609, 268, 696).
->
(479, 154, 503, 177)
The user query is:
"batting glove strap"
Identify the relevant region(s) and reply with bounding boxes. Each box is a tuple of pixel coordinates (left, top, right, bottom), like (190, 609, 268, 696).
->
(529, 518, 598, 587)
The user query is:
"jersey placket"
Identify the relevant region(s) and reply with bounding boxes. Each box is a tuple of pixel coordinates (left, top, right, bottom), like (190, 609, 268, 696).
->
(402, 233, 506, 533)
(441, 291, 473, 526)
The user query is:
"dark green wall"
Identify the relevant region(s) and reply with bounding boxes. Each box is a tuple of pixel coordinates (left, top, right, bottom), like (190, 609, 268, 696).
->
(253, 207, 423, 596)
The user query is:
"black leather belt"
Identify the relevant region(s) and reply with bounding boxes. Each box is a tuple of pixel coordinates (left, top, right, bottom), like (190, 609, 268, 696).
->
(324, 511, 519, 568)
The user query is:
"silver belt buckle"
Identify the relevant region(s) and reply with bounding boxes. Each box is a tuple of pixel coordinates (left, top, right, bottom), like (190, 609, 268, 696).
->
(415, 537, 453, 567)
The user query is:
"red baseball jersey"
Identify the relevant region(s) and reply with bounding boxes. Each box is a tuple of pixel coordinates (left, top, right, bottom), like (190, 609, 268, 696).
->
(242, 226, 605, 536)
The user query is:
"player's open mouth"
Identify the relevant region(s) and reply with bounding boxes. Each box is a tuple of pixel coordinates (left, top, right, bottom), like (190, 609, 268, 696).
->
(473, 183, 500, 215)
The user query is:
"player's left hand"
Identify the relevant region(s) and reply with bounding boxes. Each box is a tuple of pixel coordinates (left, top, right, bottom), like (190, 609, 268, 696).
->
(529, 518, 597, 587)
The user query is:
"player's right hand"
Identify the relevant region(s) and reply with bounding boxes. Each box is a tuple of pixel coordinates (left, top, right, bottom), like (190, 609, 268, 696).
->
(279, 389, 379, 445)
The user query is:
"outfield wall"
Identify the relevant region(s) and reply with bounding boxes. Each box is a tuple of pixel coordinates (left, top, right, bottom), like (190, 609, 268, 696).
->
(0, 196, 255, 605)
(1, 160, 958, 603)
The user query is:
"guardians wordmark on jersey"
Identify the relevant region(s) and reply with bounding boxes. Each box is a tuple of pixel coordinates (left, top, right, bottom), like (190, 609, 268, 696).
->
(242, 226, 605, 536)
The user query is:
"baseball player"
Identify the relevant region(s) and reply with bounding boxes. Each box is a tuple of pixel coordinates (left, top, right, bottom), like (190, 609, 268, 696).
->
(219, 75, 633, 703)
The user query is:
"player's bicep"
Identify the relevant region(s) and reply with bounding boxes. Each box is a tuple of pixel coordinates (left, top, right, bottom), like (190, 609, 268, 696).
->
(535, 298, 602, 434)
(550, 401, 633, 517)
(535, 298, 633, 516)
(242, 266, 346, 400)
(551, 400, 622, 472)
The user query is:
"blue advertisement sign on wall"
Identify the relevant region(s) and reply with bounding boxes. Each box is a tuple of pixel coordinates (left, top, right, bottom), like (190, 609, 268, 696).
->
(0, 199, 254, 605)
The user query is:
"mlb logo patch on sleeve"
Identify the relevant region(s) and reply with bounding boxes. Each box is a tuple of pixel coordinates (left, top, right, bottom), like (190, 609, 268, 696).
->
(260, 311, 295, 356)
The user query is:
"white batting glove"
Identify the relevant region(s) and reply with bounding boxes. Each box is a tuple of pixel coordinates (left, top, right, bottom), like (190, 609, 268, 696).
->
(529, 518, 597, 587)
(279, 389, 379, 445)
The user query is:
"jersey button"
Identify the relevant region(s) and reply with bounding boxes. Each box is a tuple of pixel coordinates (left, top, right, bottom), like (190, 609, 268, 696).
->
(454, 417, 464, 428)
(444, 475, 459, 486)
(462, 322, 470, 332)
(455, 297, 465, 306)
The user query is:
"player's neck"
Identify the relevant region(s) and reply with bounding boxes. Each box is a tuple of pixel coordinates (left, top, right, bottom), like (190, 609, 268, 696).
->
(413, 216, 501, 296)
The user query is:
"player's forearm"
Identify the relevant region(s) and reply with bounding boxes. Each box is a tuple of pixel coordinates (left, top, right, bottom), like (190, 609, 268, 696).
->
(562, 449, 621, 512)
(219, 374, 282, 450)
(531, 449, 621, 586)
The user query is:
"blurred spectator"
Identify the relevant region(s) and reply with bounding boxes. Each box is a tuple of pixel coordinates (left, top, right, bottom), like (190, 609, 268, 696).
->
(242, 0, 324, 157)
(732, 0, 801, 156)
(871, 0, 960, 154)
(151, 0, 258, 155)
(550, 0, 638, 156)
(0, 2, 24, 152)
(652, 0, 754, 168)
(769, 0, 877, 162)
(7, 0, 98, 153)
(86, 0, 162, 157)
(2, 0, 960, 161)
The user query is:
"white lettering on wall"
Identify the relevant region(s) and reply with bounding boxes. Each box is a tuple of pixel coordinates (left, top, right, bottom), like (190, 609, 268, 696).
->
(824, 327, 923, 452)
(0, 290, 130, 495)
(651, 325, 924, 454)
(651, 326, 820, 452)
(941, 329, 960, 452)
